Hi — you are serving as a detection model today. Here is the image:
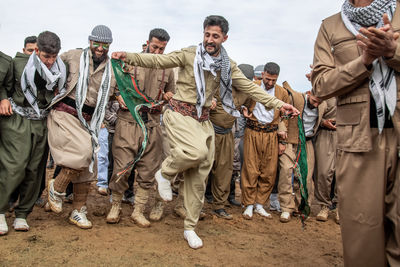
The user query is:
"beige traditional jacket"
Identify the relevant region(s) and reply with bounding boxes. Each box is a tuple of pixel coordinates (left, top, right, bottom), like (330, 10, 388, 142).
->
(50, 49, 117, 108)
(312, 2, 400, 152)
(125, 46, 284, 112)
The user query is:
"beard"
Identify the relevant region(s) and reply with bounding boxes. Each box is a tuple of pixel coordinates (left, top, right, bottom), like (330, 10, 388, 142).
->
(307, 101, 317, 110)
(204, 42, 220, 56)
(92, 53, 107, 64)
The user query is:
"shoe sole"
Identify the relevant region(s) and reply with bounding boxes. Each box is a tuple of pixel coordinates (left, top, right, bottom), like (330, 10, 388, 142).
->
(214, 212, 233, 220)
(68, 218, 92, 229)
(130, 216, 150, 228)
(106, 216, 120, 224)
(0, 230, 8, 236)
(242, 214, 252, 220)
(47, 180, 62, 214)
(316, 216, 328, 222)
(14, 227, 29, 232)
(255, 212, 272, 219)
(280, 217, 290, 223)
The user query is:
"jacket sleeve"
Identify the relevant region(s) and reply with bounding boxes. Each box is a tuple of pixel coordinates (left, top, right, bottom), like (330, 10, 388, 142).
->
(231, 62, 283, 110)
(125, 49, 186, 69)
(384, 40, 400, 72)
(0, 59, 13, 101)
(278, 90, 290, 134)
(164, 69, 176, 94)
(311, 22, 372, 100)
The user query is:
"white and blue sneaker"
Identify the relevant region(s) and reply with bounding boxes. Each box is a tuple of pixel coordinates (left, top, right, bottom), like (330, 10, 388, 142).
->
(69, 206, 92, 229)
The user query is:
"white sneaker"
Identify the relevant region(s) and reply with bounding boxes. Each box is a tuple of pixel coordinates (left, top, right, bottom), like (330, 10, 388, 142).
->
(0, 214, 8, 236)
(280, 211, 291, 223)
(69, 206, 92, 229)
(13, 218, 29, 231)
(155, 170, 172, 201)
(47, 179, 65, 214)
(184, 230, 203, 249)
(254, 204, 272, 219)
(242, 205, 253, 220)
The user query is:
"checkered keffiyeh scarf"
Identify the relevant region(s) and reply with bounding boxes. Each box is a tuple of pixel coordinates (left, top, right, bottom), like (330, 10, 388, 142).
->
(18, 51, 66, 119)
(341, 0, 398, 133)
(193, 43, 240, 118)
(75, 48, 112, 173)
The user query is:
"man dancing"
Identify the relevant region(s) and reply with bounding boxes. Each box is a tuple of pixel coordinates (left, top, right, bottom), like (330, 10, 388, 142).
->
(47, 25, 116, 229)
(112, 15, 299, 249)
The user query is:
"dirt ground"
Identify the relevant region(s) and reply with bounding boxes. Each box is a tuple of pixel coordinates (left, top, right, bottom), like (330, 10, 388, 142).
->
(0, 169, 343, 267)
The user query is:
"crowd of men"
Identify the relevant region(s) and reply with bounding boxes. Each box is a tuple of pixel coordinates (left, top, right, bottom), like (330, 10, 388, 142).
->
(1, 1, 400, 265)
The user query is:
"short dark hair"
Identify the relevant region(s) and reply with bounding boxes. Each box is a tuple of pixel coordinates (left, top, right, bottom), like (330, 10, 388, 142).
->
(264, 62, 280, 75)
(24, 36, 37, 47)
(203, 15, 229, 35)
(37, 31, 61, 54)
(149, 28, 170, 42)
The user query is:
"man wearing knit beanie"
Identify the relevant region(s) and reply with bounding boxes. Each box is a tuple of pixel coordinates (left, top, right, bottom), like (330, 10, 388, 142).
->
(46, 25, 117, 229)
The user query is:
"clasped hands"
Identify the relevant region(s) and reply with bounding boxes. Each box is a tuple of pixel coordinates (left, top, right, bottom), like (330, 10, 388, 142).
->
(357, 14, 399, 66)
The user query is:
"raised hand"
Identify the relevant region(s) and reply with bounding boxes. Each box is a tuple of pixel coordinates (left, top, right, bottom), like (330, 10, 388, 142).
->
(111, 52, 127, 61)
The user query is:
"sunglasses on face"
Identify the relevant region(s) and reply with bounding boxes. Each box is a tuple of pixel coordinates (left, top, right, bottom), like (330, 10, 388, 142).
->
(92, 42, 110, 50)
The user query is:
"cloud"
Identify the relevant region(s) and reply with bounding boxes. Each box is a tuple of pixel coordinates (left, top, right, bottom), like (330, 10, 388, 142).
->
(0, 0, 343, 92)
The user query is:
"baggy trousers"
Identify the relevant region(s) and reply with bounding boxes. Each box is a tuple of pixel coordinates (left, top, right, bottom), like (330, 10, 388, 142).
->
(0, 114, 48, 218)
(109, 117, 162, 192)
(241, 127, 278, 206)
(337, 129, 400, 266)
(278, 143, 298, 213)
(314, 129, 337, 207)
(161, 109, 215, 230)
(210, 132, 234, 210)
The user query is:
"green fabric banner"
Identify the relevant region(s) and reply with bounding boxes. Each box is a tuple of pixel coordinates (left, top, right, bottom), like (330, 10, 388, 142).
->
(111, 59, 160, 180)
(294, 116, 310, 221)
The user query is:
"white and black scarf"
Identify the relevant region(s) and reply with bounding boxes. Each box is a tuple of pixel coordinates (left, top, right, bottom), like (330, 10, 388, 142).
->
(193, 43, 240, 118)
(75, 48, 111, 173)
(16, 51, 67, 120)
(341, 0, 397, 133)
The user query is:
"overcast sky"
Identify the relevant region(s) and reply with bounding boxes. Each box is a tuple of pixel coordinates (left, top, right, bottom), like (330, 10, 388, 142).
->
(0, 0, 343, 92)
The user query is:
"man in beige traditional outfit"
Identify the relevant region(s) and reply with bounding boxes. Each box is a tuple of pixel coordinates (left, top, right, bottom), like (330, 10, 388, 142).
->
(107, 28, 175, 227)
(278, 81, 305, 223)
(241, 62, 289, 220)
(112, 16, 299, 249)
(47, 25, 116, 229)
(314, 97, 338, 223)
(312, 0, 400, 265)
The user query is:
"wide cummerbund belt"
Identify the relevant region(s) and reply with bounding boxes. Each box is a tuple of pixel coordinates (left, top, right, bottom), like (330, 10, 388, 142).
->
(212, 123, 232, 135)
(168, 98, 209, 122)
(61, 96, 95, 115)
(246, 119, 278, 133)
(55, 99, 93, 122)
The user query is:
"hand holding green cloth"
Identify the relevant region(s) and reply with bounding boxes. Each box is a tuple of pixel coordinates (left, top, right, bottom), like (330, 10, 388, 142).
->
(293, 116, 310, 221)
(111, 59, 162, 180)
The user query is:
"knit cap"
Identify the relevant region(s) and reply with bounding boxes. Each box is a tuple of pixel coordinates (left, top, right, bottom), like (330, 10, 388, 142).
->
(254, 65, 264, 78)
(88, 25, 113, 43)
(238, 64, 254, 80)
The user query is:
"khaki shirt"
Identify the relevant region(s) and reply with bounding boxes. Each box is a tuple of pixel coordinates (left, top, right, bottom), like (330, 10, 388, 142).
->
(117, 65, 175, 126)
(51, 49, 117, 108)
(125, 46, 284, 111)
(0, 51, 13, 101)
(312, 3, 400, 152)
